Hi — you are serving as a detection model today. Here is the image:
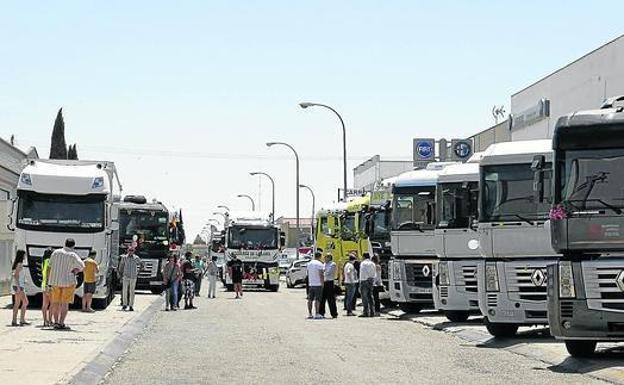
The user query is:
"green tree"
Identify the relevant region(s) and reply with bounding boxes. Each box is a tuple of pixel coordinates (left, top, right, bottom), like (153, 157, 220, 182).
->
(67, 144, 79, 160)
(49, 108, 68, 159)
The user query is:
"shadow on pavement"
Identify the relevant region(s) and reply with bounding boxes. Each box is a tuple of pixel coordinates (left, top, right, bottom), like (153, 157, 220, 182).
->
(476, 327, 556, 349)
(547, 345, 624, 375)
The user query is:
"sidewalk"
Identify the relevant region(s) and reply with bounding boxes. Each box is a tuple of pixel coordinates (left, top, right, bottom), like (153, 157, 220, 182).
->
(0, 292, 161, 385)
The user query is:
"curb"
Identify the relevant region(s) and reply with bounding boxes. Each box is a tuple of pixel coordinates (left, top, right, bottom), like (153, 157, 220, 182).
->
(65, 296, 164, 385)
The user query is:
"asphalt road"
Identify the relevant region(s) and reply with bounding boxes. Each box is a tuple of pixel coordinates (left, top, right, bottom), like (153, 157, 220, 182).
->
(104, 284, 607, 385)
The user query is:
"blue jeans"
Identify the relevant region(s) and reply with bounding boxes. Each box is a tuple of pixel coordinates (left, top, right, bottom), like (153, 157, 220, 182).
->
(359, 280, 374, 316)
(345, 283, 357, 313)
(167, 282, 178, 309)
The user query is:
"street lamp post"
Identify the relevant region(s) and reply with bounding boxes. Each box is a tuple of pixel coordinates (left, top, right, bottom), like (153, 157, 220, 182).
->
(217, 205, 230, 212)
(250, 171, 275, 222)
(266, 141, 300, 258)
(299, 102, 347, 200)
(236, 194, 256, 211)
(299, 184, 316, 243)
(212, 211, 227, 221)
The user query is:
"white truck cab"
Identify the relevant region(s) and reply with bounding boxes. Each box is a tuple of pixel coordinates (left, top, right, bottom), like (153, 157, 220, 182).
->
(223, 211, 282, 291)
(432, 155, 481, 322)
(476, 140, 559, 337)
(388, 162, 455, 312)
(10, 159, 121, 308)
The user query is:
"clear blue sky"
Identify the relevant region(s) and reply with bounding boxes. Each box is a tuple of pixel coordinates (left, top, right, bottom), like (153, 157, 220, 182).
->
(1, 1, 623, 240)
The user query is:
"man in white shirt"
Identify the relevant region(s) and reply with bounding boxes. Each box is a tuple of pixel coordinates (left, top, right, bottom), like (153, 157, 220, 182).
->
(358, 253, 376, 317)
(319, 254, 338, 319)
(306, 252, 325, 319)
(343, 254, 358, 316)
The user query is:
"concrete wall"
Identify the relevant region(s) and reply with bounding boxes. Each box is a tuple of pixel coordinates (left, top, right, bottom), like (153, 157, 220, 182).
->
(470, 120, 511, 152)
(511, 35, 624, 140)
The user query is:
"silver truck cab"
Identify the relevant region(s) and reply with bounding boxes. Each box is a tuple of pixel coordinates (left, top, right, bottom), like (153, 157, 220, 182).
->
(388, 162, 455, 312)
(432, 157, 481, 322)
(546, 96, 624, 357)
(476, 139, 560, 337)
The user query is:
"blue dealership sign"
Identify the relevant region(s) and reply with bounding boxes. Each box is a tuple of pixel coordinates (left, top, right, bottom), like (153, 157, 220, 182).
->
(413, 138, 436, 163)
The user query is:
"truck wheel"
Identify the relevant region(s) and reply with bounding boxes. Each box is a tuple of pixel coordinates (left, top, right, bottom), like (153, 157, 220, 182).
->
(565, 340, 597, 357)
(399, 303, 421, 313)
(225, 284, 234, 292)
(269, 284, 280, 292)
(381, 299, 397, 309)
(150, 287, 164, 295)
(484, 319, 518, 338)
(445, 310, 469, 323)
(286, 278, 294, 288)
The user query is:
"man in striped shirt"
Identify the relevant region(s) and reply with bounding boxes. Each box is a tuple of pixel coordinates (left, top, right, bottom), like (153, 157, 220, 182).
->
(48, 238, 85, 330)
(118, 246, 143, 311)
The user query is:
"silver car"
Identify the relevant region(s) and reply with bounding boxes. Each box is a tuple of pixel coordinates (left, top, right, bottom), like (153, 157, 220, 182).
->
(285, 259, 310, 288)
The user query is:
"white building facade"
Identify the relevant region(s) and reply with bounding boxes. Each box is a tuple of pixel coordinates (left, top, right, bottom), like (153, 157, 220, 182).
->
(353, 155, 413, 191)
(511, 35, 624, 140)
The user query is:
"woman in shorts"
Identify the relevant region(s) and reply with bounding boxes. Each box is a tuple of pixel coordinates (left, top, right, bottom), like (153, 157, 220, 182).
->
(11, 250, 29, 327)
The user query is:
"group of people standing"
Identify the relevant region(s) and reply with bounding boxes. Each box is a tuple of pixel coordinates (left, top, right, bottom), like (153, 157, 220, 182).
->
(11, 238, 92, 329)
(161, 252, 220, 311)
(306, 251, 383, 319)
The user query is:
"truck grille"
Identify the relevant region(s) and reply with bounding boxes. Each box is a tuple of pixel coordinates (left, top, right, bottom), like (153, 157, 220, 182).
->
(459, 265, 478, 292)
(138, 259, 159, 279)
(405, 263, 433, 288)
(583, 262, 624, 312)
(506, 263, 548, 302)
(27, 255, 43, 288)
(560, 301, 573, 318)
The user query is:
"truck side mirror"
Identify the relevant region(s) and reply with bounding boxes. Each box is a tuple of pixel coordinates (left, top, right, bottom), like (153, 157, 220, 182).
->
(531, 155, 545, 203)
(110, 221, 120, 231)
(280, 231, 286, 247)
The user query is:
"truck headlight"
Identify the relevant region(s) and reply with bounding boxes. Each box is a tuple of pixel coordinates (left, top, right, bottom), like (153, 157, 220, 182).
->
(559, 261, 576, 298)
(92, 177, 104, 189)
(485, 262, 499, 292)
(438, 261, 450, 286)
(392, 262, 401, 280)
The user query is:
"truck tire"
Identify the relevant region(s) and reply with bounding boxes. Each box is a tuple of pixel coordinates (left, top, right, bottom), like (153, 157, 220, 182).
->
(484, 319, 518, 338)
(380, 299, 397, 309)
(269, 284, 280, 292)
(445, 310, 469, 323)
(150, 287, 164, 295)
(399, 303, 421, 313)
(225, 284, 234, 292)
(565, 340, 597, 357)
(286, 278, 294, 288)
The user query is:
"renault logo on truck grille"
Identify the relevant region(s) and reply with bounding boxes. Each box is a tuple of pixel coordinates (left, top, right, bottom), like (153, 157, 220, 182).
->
(530, 269, 546, 287)
(616, 271, 624, 292)
(422, 265, 431, 277)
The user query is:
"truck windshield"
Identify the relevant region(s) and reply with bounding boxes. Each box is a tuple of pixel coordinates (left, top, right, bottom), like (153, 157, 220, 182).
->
(17, 191, 105, 233)
(481, 163, 551, 222)
(228, 227, 277, 250)
(119, 210, 169, 243)
(559, 148, 624, 212)
(438, 182, 478, 228)
(367, 210, 390, 239)
(341, 212, 357, 238)
(391, 187, 436, 231)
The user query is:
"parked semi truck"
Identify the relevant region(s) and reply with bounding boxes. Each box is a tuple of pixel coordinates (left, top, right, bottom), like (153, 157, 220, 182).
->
(388, 162, 454, 312)
(223, 211, 282, 291)
(9, 159, 121, 309)
(117, 195, 170, 294)
(432, 157, 481, 322)
(545, 96, 624, 357)
(477, 139, 559, 337)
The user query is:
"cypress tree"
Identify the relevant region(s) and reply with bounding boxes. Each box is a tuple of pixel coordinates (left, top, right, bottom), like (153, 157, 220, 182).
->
(49, 108, 68, 159)
(67, 144, 79, 160)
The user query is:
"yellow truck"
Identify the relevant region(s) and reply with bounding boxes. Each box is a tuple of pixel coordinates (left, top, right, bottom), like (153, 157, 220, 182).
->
(314, 195, 371, 283)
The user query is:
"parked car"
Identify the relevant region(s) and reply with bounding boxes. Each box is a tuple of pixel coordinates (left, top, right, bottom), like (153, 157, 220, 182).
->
(279, 248, 299, 273)
(285, 258, 310, 288)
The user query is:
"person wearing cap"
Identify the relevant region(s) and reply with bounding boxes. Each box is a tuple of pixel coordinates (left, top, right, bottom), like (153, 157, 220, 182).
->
(118, 246, 143, 311)
(81, 250, 99, 313)
(343, 254, 358, 316)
